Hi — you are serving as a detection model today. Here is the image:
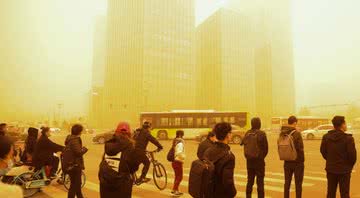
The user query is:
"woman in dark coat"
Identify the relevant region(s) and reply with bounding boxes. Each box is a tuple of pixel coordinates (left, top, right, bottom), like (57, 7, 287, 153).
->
(65, 124, 88, 198)
(33, 127, 64, 177)
(22, 127, 38, 163)
(100, 122, 140, 198)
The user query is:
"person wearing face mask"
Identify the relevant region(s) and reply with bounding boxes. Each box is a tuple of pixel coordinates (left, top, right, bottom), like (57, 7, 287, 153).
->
(33, 127, 65, 178)
(0, 136, 15, 177)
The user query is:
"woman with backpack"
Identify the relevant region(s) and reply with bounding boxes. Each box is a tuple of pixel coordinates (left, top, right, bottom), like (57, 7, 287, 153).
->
(64, 124, 88, 198)
(171, 130, 186, 196)
(99, 122, 140, 198)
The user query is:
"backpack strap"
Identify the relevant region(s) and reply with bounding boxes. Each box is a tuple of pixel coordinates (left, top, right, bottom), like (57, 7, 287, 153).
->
(289, 130, 297, 136)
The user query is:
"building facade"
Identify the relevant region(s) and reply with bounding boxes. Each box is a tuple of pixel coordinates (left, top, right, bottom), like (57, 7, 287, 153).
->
(196, 8, 256, 114)
(104, 0, 196, 127)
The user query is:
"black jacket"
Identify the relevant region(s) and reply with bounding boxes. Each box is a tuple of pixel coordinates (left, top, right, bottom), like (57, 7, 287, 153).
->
(320, 130, 357, 174)
(33, 135, 65, 169)
(197, 138, 214, 160)
(242, 129, 268, 168)
(134, 129, 163, 151)
(25, 128, 38, 155)
(280, 126, 305, 164)
(105, 135, 140, 175)
(204, 142, 237, 198)
(64, 135, 87, 170)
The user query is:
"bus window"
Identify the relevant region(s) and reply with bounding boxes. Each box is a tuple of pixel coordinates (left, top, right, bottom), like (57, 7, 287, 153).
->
(203, 118, 208, 127)
(160, 118, 169, 127)
(196, 118, 202, 127)
(182, 117, 194, 128)
(174, 117, 181, 127)
(215, 117, 221, 123)
(230, 117, 235, 124)
(223, 117, 229, 122)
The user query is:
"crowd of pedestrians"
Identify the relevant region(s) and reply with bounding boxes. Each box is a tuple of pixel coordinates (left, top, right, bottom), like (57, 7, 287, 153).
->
(0, 114, 358, 198)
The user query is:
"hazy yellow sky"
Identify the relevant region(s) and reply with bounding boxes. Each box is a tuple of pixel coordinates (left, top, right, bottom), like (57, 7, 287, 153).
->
(1, 0, 360, 119)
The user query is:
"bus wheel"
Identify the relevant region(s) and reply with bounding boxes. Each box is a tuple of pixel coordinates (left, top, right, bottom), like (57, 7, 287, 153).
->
(307, 133, 315, 140)
(232, 135, 242, 144)
(157, 130, 168, 140)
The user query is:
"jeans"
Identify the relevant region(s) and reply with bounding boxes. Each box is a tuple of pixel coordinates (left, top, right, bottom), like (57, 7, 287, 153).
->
(172, 161, 183, 191)
(246, 167, 265, 198)
(284, 163, 304, 198)
(68, 168, 83, 198)
(138, 151, 150, 178)
(326, 172, 351, 198)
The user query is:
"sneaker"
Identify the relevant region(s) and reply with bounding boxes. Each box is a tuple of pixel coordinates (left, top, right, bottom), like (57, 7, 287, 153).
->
(136, 177, 151, 185)
(172, 191, 183, 196)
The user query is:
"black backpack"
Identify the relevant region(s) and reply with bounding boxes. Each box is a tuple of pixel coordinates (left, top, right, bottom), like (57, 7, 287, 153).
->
(167, 139, 179, 162)
(188, 152, 229, 198)
(243, 131, 260, 159)
(98, 152, 130, 188)
(62, 146, 76, 173)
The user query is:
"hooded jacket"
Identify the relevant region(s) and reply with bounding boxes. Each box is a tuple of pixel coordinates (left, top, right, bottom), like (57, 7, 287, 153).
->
(280, 126, 305, 164)
(197, 138, 214, 160)
(203, 142, 237, 198)
(320, 129, 357, 174)
(242, 129, 268, 168)
(64, 135, 87, 170)
(134, 128, 163, 151)
(25, 128, 38, 155)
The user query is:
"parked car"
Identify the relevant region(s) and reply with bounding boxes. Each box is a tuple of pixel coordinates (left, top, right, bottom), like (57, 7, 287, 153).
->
(92, 130, 114, 144)
(302, 124, 334, 140)
(195, 125, 246, 144)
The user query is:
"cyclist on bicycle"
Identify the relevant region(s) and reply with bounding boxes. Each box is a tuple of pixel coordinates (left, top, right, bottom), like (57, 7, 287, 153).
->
(134, 121, 163, 184)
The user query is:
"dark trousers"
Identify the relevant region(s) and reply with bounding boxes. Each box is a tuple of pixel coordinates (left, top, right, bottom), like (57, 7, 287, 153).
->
(100, 178, 133, 198)
(246, 167, 265, 198)
(172, 161, 183, 191)
(139, 151, 150, 178)
(326, 172, 351, 198)
(68, 168, 83, 198)
(49, 156, 60, 176)
(284, 163, 304, 198)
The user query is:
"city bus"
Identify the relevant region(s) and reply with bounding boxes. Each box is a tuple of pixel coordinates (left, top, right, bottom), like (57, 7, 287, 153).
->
(271, 116, 330, 132)
(140, 110, 248, 140)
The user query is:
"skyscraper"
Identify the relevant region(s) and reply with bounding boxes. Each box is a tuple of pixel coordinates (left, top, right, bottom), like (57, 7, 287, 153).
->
(104, 0, 196, 127)
(196, 8, 256, 114)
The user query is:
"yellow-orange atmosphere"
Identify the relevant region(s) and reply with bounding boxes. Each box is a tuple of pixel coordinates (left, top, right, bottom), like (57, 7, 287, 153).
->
(0, 0, 359, 127)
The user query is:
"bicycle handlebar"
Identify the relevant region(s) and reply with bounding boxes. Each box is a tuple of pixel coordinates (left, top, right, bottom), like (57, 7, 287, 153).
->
(146, 149, 162, 154)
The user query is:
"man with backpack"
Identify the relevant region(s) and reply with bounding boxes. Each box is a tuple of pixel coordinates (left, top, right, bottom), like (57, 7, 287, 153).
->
(241, 117, 268, 198)
(189, 122, 237, 198)
(278, 116, 305, 198)
(320, 116, 357, 198)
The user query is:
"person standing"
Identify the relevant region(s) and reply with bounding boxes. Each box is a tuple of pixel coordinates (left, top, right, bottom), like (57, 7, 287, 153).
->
(203, 122, 237, 198)
(33, 127, 65, 177)
(241, 117, 268, 198)
(99, 122, 140, 198)
(171, 130, 186, 196)
(64, 124, 88, 198)
(134, 121, 163, 184)
(280, 116, 305, 198)
(320, 116, 357, 198)
(0, 123, 7, 136)
(22, 127, 38, 163)
(197, 131, 216, 160)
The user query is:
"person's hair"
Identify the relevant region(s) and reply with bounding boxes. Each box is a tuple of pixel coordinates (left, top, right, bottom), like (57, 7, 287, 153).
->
(288, 116, 298, 125)
(213, 122, 232, 141)
(71, 124, 83, 135)
(176, 130, 184, 138)
(207, 131, 215, 139)
(0, 123, 7, 131)
(142, 121, 151, 129)
(332, 116, 346, 129)
(251, 117, 261, 130)
(0, 136, 13, 159)
(41, 127, 50, 135)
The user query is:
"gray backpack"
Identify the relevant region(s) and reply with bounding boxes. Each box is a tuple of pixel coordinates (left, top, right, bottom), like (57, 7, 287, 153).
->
(243, 131, 260, 159)
(277, 130, 297, 161)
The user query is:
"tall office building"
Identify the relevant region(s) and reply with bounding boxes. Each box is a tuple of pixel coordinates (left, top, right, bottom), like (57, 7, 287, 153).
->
(89, 16, 106, 128)
(104, 0, 196, 127)
(196, 8, 256, 114)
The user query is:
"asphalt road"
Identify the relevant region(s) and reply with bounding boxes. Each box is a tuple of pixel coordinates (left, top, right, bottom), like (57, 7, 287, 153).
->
(29, 133, 360, 198)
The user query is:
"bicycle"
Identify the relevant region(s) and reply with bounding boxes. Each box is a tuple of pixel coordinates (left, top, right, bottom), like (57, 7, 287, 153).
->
(133, 149, 167, 190)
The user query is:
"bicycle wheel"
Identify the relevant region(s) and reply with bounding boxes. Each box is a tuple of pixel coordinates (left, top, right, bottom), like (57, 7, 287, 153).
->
(63, 171, 86, 190)
(12, 172, 40, 198)
(152, 163, 167, 190)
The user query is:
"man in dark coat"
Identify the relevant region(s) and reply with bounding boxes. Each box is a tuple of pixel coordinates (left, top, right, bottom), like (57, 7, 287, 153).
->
(134, 121, 163, 183)
(321, 116, 357, 198)
(241, 117, 268, 198)
(204, 122, 237, 198)
(280, 116, 305, 198)
(197, 131, 216, 160)
(22, 127, 39, 163)
(100, 122, 140, 198)
(33, 127, 64, 177)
